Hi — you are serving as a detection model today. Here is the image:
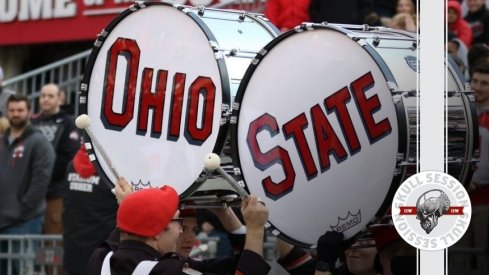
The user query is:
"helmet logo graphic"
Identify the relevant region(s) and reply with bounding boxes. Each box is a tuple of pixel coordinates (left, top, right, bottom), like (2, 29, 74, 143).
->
(416, 189, 450, 234)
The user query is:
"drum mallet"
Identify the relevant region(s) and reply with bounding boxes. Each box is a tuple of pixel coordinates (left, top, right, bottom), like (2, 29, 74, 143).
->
(203, 153, 249, 199)
(75, 114, 120, 180)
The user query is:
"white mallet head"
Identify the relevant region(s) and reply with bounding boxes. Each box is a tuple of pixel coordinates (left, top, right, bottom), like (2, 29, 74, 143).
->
(75, 114, 90, 129)
(204, 153, 221, 170)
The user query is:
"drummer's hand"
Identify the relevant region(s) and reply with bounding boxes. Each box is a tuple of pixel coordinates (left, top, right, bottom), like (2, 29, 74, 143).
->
(114, 176, 134, 204)
(241, 196, 268, 230)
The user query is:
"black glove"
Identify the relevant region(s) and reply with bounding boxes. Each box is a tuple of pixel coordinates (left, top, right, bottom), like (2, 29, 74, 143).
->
(316, 231, 344, 265)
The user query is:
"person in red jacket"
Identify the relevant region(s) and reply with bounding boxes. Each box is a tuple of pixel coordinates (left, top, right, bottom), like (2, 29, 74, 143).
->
(448, 0, 474, 48)
(265, 0, 310, 32)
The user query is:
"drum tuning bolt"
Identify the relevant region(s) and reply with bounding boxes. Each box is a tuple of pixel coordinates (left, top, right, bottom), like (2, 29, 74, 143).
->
(239, 11, 246, 21)
(197, 5, 205, 16)
(373, 36, 380, 47)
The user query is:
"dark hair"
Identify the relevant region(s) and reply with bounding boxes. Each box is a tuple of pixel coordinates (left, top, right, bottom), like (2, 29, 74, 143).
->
(7, 94, 31, 110)
(468, 44, 489, 67)
(471, 62, 489, 77)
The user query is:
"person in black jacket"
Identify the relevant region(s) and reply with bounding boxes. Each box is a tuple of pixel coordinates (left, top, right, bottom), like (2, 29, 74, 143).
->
(87, 178, 271, 275)
(62, 145, 118, 275)
(31, 83, 80, 236)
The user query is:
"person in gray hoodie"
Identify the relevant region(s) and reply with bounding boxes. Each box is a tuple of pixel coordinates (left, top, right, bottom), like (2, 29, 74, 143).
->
(0, 94, 55, 274)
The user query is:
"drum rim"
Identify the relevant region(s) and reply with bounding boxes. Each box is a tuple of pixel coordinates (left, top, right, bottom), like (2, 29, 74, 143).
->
(446, 56, 477, 187)
(230, 23, 408, 248)
(79, 1, 232, 199)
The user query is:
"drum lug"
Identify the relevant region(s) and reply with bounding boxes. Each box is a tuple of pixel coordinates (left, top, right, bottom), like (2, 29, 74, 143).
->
(220, 117, 227, 126)
(411, 41, 417, 50)
(209, 41, 224, 60)
(197, 5, 205, 16)
(233, 167, 242, 176)
(80, 83, 88, 92)
(352, 36, 367, 46)
(387, 82, 403, 104)
(221, 103, 230, 113)
(394, 153, 408, 175)
(230, 116, 237, 124)
(174, 4, 185, 11)
(129, 1, 146, 11)
(294, 23, 314, 32)
(237, 180, 245, 188)
(93, 30, 108, 48)
(239, 11, 246, 21)
(396, 152, 404, 162)
(229, 49, 238, 56)
(387, 82, 398, 91)
(79, 82, 87, 104)
(97, 30, 108, 39)
(372, 36, 381, 47)
(209, 41, 218, 51)
(232, 101, 240, 111)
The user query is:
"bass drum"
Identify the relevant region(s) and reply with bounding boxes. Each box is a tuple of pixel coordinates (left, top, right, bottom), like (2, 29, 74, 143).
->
(79, 1, 279, 204)
(231, 24, 414, 247)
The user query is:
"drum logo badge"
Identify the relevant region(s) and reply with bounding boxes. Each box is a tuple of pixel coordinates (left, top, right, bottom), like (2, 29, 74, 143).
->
(392, 171, 471, 251)
(330, 210, 361, 233)
(132, 180, 153, 191)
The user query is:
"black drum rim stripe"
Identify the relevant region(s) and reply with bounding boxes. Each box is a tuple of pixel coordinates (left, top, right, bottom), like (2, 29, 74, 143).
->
(79, 2, 230, 199)
(231, 23, 406, 248)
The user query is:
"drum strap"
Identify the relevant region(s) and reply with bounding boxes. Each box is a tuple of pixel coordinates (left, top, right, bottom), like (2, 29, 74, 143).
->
(100, 251, 113, 275)
(133, 260, 159, 274)
(100, 251, 159, 275)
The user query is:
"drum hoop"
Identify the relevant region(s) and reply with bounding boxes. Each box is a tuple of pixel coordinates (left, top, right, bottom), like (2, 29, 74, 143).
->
(459, 92, 478, 187)
(447, 56, 478, 187)
(230, 24, 408, 247)
(79, 1, 230, 198)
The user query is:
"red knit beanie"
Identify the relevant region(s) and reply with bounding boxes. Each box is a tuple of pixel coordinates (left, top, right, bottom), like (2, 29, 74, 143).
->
(117, 186, 179, 237)
(73, 145, 97, 178)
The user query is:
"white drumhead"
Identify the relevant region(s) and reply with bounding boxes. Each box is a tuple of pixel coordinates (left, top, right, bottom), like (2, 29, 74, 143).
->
(85, 4, 223, 194)
(234, 28, 399, 245)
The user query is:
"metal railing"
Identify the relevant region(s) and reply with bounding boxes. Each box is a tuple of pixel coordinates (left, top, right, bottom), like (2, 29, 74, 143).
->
(3, 50, 91, 114)
(0, 234, 63, 275)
